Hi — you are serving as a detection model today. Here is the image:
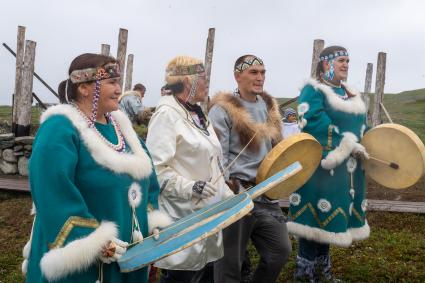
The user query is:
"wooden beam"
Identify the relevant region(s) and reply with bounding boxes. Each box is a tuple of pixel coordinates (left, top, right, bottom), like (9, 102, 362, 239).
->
(124, 54, 134, 91)
(15, 40, 36, 137)
(12, 26, 26, 131)
(101, 44, 110, 56)
(363, 63, 373, 123)
(310, 39, 324, 78)
(372, 52, 387, 127)
(202, 28, 215, 113)
(117, 28, 128, 90)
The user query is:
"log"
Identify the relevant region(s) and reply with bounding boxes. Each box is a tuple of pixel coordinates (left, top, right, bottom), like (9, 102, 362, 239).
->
(12, 26, 26, 132)
(101, 44, 110, 56)
(117, 28, 128, 90)
(124, 54, 134, 91)
(363, 63, 373, 123)
(201, 28, 215, 112)
(16, 40, 36, 137)
(372, 52, 386, 127)
(310, 39, 324, 78)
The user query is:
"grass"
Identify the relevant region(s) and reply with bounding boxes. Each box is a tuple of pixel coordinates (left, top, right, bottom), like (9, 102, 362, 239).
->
(1, 191, 424, 283)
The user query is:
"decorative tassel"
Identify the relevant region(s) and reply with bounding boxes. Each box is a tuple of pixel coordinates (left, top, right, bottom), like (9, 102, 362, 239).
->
(132, 230, 144, 242)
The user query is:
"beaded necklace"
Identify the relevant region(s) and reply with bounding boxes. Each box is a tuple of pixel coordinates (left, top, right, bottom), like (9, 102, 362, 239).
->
(72, 103, 126, 153)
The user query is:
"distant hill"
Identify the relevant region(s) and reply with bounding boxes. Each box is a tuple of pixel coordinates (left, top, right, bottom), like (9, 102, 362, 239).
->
(277, 88, 425, 142)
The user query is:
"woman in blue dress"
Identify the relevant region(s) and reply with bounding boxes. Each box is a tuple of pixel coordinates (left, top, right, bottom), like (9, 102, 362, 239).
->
(287, 46, 370, 282)
(22, 53, 171, 283)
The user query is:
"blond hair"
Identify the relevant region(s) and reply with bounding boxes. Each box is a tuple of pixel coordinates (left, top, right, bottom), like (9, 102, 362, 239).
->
(165, 55, 203, 86)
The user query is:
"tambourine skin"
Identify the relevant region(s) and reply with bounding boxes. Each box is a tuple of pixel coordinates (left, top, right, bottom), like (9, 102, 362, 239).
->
(256, 133, 322, 199)
(361, 123, 425, 189)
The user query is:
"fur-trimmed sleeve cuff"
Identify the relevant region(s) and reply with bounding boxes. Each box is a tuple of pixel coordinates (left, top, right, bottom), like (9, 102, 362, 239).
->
(321, 132, 359, 170)
(148, 210, 173, 234)
(40, 221, 117, 282)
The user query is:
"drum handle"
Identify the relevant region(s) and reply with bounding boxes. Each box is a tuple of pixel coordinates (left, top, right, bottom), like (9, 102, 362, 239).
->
(369, 155, 399, 169)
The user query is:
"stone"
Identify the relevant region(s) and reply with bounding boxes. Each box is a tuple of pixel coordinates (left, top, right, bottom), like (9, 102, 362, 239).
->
(13, 151, 24, 156)
(18, 157, 29, 176)
(0, 160, 18, 174)
(14, 145, 24, 151)
(24, 145, 32, 151)
(0, 140, 15, 149)
(2, 149, 17, 163)
(0, 133, 14, 141)
(14, 136, 35, 145)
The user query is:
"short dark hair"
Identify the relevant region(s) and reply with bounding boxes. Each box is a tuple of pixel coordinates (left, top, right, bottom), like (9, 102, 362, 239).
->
(133, 83, 146, 92)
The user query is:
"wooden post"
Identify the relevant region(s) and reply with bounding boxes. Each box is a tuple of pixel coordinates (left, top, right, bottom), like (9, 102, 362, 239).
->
(363, 63, 373, 123)
(310, 39, 324, 78)
(117, 28, 128, 90)
(202, 28, 215, 112)
(12, 26, 26, 132)
(101, 44, 110, 56)
(124, 54, 134, 91)
(372, 52, 387, 127)
(16, 40, 36, 137)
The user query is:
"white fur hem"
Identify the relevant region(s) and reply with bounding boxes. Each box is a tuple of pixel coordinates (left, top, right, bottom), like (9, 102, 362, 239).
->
(321, 132, 358, 170)
(301, 79, 366, 114)
(287, 221, 353, 247)
(41, 105, 152, 180)
(349, 221, 370, 241)
(40, 221, 117, 281)
(148, 210, 173, 234)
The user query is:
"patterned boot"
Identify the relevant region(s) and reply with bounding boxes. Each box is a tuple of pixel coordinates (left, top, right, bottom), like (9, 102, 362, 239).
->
(294, 255, 316, 283)
(314, 255, 342, 282)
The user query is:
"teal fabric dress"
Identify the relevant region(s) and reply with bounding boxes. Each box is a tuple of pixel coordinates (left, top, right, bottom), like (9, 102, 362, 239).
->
(24, 105, 163, 283)
(287, 79, 370, 247)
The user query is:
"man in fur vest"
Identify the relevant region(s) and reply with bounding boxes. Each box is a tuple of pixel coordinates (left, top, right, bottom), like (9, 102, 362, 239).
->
(119, 83, 152, 124)
(209, 55, 292, 283)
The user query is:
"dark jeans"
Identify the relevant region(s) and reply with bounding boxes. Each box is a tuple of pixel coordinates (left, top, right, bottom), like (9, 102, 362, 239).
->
(159, 263, 214, 283)
(214, 202, 292, 283)
(298, 238, 329, 261)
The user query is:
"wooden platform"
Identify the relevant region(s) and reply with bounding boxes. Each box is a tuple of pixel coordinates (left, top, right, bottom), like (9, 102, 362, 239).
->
(0, 177, 424, 213)
(0, 176, 29, 192)
(279, 199, 425, 214)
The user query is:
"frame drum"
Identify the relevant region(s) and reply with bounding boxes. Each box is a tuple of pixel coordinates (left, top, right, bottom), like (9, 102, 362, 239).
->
(256, 133, 322, 199)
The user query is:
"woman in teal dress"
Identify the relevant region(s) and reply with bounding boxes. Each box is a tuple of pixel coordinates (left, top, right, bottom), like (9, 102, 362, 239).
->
(287, 46, 370, 282)
(22, 53, 172, 283)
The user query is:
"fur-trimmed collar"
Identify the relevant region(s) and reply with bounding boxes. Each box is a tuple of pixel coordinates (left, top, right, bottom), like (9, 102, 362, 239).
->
(41, 104, 152, 180)
(301, 79, 366, 114)
(208, 91, 282, 152)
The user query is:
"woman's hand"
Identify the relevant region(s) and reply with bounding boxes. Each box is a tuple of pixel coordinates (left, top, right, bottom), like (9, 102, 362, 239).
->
(192, 181, 217, 199)
(99, 238, 128, 264)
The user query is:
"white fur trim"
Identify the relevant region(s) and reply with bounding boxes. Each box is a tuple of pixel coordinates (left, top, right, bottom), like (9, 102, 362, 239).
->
(321, 132, 358, 170)
(360, 124, 366, 138)
(148, 210, 173, 234)
(128, 182, 142, 208)
(301, 79, 366, 114)
(31, 203, 36, 215)
(40, 221, 117, 282)
(287, 221, 353, 247)
(349, 221, 370, 241)
(41, 105, 152, 180)
(298, 118, 307, 129)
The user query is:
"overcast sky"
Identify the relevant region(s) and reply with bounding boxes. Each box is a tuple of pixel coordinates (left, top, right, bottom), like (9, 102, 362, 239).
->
(1, 0, 424, 106)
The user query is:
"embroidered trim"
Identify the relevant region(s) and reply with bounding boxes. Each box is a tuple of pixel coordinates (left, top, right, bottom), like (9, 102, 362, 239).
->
(48, 216, 99, 249)
(290, 203, 347, 228)
(352, 206, 364, 222)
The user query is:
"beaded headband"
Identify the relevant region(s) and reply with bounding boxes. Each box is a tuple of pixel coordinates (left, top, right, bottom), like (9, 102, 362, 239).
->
(319, 50, 349, 62)
(168, 63, 205, 76)
(69, 63, 120, 83)
(234, 56, 264, 73)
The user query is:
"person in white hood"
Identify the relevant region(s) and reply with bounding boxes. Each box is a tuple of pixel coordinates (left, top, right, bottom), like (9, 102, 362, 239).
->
(281, 107, 301, 139)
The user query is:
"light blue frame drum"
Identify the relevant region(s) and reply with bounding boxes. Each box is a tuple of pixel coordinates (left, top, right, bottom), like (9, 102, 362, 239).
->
(118, 161, 302, 272)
